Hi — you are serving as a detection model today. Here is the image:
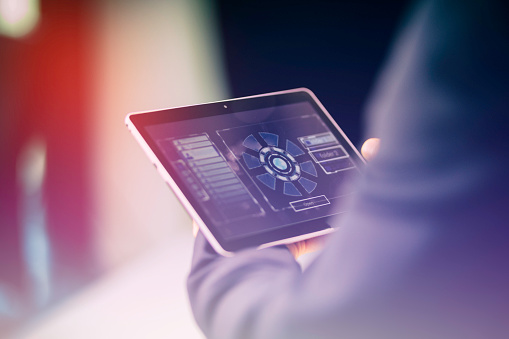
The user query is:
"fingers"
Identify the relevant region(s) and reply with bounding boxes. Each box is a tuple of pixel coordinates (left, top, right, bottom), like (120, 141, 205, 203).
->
(286, 242, 304, 259)
(286, 235, 328, 259)
(192, 220, 199, 238)
(192, 139, 380, 245)
(361, 137, 380, 161)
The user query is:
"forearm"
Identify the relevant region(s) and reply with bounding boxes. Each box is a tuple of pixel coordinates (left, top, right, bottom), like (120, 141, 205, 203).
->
(187, 232, 301, 339)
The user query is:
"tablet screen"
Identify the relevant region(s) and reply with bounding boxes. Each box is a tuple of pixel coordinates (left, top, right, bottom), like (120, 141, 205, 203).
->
(128, 90, 364, 252)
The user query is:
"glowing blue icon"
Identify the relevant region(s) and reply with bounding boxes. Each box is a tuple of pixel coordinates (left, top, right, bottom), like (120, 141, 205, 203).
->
(272, 157, 288, 171)
(242, 133, 318, 196)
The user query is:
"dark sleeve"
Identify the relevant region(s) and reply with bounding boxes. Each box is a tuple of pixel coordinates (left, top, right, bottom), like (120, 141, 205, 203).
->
(187, 1, 509, 338)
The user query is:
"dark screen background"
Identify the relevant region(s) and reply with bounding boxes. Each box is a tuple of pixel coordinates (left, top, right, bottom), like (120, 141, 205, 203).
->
(145, 101, 361, 241)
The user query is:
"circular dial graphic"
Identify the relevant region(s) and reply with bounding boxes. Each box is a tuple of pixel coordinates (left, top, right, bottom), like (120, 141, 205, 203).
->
(259, 146, 301, 182)
(241, 132, 318, 197)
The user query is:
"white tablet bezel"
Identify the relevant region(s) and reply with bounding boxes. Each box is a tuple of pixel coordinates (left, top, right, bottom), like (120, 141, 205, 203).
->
(126, 88, 365, 256)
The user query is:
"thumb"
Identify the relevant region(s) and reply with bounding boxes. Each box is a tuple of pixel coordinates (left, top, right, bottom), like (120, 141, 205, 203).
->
(361, 138, 380, 161)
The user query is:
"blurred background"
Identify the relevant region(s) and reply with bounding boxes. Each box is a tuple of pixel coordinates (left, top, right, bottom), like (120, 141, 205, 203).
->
(0, 0, 406, 337)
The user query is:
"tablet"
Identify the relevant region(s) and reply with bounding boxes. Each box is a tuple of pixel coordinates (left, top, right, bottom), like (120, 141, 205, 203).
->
(126, 88, 364, 255)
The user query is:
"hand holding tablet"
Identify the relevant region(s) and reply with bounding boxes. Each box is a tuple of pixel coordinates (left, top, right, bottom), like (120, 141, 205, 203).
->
(190, 137, 380, 259)
(126, 88, 365, 255)
(286, 137, 380, 258)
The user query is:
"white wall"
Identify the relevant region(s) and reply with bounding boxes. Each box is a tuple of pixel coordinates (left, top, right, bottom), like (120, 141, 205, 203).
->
(89, 0, 228, 268)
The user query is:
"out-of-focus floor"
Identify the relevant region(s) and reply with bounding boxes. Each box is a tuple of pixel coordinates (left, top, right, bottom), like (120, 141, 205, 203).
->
(15, 229, 203, 339)
(12, 232, 320, 339)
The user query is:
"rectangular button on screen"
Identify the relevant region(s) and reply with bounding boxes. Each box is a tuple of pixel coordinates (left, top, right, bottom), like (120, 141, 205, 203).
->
(290, 195, 330, 212)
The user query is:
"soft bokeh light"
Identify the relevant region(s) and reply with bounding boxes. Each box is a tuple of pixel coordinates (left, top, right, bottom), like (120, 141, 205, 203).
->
(17, 137, 51, 308)
(0, 0, 39, 38)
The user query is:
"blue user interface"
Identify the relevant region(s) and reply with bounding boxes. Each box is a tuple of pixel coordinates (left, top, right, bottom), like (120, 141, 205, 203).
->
(146, 102, 360, 240)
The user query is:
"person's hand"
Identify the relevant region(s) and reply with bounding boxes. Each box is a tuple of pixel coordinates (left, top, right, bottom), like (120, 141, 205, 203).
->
(192, 138, 381, 258)
(287, 137, 381, 259)
(193, 220, 199, 238)
(361, 138, 380, 163)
